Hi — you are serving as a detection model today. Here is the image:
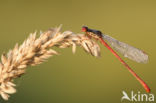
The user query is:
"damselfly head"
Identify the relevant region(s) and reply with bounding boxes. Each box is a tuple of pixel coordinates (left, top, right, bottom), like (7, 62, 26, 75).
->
(82, 26, 88, 32)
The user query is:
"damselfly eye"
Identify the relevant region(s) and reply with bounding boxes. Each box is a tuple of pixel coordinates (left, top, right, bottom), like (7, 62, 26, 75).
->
(82, 26, 88, 32)
(82, 28, 86, 32)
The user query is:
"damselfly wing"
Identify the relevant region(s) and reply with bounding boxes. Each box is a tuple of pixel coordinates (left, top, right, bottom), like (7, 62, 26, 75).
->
(102, 35, 148, 63)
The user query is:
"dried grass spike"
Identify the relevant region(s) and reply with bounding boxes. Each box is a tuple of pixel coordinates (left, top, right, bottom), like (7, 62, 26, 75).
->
(0, 26, 100, 100)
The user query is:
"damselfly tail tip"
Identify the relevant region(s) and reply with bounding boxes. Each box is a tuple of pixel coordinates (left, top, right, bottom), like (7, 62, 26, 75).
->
(145, 86, 151, 93)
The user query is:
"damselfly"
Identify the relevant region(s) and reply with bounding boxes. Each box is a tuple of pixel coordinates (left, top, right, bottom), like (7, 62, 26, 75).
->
(82, 26, 150, 93)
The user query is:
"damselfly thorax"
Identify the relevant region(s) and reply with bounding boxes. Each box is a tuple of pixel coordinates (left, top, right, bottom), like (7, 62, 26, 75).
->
(86, 32, 101, 39)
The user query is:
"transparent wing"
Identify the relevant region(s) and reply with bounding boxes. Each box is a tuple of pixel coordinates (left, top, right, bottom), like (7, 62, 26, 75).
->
(102, 35, 148, 63)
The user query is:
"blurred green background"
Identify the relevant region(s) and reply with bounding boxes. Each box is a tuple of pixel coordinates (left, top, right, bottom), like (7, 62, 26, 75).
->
(0, 0, 156, 103)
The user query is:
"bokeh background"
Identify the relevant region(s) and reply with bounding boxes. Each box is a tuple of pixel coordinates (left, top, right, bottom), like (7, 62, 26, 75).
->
(0, 0, 156, 103)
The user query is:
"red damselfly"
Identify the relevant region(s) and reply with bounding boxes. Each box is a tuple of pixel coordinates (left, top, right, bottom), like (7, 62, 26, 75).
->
(82, 26, 150, 93)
